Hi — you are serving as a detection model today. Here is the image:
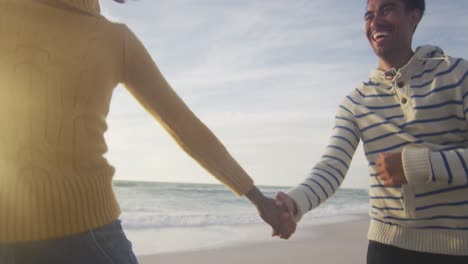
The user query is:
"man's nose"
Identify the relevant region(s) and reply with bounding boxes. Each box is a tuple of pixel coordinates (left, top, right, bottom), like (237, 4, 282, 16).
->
(372, 12, 387, 26)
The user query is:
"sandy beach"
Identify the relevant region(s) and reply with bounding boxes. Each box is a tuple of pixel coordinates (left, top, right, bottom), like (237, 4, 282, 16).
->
(137, 215, 370, 264)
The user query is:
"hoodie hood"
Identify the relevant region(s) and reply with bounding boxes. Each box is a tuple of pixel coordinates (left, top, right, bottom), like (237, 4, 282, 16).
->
(368, 45, 447, 84)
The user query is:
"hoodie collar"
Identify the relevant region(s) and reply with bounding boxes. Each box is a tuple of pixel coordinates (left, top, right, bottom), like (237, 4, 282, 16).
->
(368, 45, 446, 84)
(40, 0, 101, 17)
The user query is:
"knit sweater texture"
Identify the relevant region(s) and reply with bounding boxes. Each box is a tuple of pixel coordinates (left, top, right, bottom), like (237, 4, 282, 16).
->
(288, 45, 468, 255)
(0, 0, 254, 242)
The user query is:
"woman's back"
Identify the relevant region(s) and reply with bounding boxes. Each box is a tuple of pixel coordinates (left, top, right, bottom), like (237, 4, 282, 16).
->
(0, 0, 126, 242)
(0, 0, 256, 243)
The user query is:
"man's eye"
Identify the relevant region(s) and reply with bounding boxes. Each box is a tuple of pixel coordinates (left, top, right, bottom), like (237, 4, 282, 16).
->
(382, 7, 394, 15)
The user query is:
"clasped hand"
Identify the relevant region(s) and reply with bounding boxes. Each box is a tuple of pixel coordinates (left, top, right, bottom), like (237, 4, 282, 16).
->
(255, 192, 297, 239)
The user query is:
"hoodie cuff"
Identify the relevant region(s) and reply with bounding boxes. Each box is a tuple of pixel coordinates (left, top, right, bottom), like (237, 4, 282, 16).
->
(287, 187, 312, 223)
(402, 145, 431, 185)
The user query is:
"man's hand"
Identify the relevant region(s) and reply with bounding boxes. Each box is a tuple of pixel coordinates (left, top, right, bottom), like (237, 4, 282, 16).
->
(246, 186, 296, 239)
(274, 191, 297, 217)
(258, 196, 296, 239)
(274, 191, 297, 239)
(375, 152, 407, 186)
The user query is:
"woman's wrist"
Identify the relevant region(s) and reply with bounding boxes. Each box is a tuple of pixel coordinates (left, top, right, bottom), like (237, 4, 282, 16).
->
(245, 186, 265, 207)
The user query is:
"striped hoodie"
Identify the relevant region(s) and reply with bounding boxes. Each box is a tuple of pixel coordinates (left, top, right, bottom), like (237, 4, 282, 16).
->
(288, 45, 468, 256)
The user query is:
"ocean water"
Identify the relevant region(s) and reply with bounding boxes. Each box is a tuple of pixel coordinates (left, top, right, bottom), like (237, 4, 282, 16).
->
(115, 180, 369, 229)
(114, 180, 369, 255)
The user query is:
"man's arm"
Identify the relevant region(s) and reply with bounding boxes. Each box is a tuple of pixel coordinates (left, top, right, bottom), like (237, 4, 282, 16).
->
(395, 145, 468, 186)
(377, 146, 468, 186)
(283, 97, 361, 222)
(379, 60, 468, 186)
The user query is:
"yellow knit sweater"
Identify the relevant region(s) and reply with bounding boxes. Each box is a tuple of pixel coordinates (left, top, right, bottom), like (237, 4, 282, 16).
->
(0, 0, 254, 242)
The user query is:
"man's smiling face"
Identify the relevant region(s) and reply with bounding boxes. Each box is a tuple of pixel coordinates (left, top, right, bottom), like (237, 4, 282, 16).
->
(365, 0, 420, 61)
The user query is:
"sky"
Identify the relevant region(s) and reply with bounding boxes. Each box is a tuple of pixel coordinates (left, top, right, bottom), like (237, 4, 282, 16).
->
(100, 0, 468, 189)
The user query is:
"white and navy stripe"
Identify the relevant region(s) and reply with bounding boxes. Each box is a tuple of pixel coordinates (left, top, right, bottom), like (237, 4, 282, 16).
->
(288, 46, 468, 255)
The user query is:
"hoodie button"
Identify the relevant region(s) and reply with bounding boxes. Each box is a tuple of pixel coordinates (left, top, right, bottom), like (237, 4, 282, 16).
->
(397, 82, 405, 88)
(401, 98, 408, 104)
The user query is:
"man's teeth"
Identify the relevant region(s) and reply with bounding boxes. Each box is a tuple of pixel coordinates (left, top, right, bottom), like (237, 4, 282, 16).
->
(373, 32, 389, 40)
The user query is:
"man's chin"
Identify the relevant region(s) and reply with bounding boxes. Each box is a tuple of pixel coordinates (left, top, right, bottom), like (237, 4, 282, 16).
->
(373, 46, 391, 60)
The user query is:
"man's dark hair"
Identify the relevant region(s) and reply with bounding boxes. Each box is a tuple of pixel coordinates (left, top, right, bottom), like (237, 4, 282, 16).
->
(402, 0, 425, 17)
(367, 0, 425, 17)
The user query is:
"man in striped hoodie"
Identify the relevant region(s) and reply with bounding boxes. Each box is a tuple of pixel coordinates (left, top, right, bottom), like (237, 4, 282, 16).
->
(275, 0, 468, 263)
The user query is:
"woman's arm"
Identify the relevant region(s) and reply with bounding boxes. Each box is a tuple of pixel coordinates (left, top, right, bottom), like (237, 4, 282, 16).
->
(118, 25, 294, 237)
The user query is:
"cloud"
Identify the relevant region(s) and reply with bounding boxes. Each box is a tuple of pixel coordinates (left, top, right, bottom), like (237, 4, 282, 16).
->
(415, 1, 468, 57)
(101, 0, 374, 187)
(101, 0, 467, 188)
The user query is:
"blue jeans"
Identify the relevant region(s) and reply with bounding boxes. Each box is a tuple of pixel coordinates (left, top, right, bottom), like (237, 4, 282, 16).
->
(0, 220, 138, 264)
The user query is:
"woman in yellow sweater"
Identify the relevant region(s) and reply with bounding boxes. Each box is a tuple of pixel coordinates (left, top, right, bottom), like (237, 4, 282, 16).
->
(0, 0, 295, 263)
